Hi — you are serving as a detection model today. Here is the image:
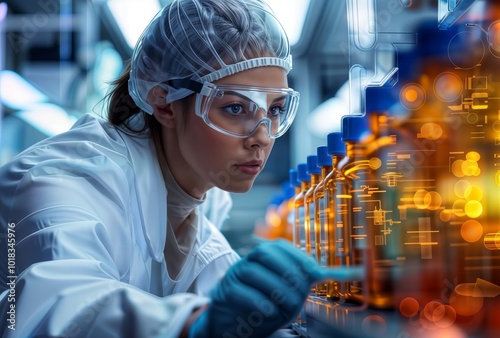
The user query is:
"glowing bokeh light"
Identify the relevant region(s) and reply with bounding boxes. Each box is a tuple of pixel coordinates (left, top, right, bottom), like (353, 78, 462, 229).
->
(400, 84, 426, 110)
(488, 20, 500, 52)
(452, 160, 465, 178)
(414, 189, 431, 209)
(448, 31, 485, 69)
(434, 72, 463, 102)
(464, 185, 483, 201)
(454, 180, 470, 198)
(369, 157, 382, 170)
(399, 297, 419, 317)
(361, 315, 387, 337)
(405, 88, 418, 102)
(461, 160, 480, 177)
(434, 305, 457, 329)
(421, 122, 444, 140)
(427, 191, 443, 210)
(452, 199, 466, 217)
(495, 170, 500, 186)
(423, 301, 445, 322)
(461, 220, 483, 242)
(440, 209, 453, 222)
(466, 151, 480, 161)
(464, 200, 483, 218)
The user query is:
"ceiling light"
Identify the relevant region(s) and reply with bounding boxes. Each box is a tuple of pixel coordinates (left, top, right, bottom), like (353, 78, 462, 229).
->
(265, 0, 311, 46)
(0, 70, 49, 110)
(106, 0, 161, 48)
(106, 0, 310, 49)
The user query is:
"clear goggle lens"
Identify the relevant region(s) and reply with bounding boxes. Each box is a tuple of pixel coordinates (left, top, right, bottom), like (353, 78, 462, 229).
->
(194, 83, 300, 138)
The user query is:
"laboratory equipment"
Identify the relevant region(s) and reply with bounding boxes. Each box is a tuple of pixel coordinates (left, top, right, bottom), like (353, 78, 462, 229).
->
(294, 1, 500, 337)
(304, 155, 321, 257)
(313, 146, 333, 297)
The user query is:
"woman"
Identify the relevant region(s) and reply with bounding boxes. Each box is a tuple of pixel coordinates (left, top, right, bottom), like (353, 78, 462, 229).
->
(0, 0, 344, 337)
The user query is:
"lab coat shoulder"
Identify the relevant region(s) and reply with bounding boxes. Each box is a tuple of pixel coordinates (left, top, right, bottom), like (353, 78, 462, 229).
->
(0, 114, 141, 276)
(0, 114, 209, 337)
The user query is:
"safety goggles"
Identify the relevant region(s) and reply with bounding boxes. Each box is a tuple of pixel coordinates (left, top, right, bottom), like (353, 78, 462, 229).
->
(170, 79, 300, 138)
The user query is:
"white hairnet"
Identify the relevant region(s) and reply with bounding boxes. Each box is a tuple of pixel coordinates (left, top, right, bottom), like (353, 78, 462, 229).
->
(128, 0, 292, 114)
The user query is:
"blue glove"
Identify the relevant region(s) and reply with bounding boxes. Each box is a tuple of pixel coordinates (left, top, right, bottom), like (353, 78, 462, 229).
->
(189, 239, 326, 338)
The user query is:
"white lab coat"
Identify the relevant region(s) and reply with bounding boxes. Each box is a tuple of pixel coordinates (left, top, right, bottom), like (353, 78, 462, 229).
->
(0, 113, 240, 337)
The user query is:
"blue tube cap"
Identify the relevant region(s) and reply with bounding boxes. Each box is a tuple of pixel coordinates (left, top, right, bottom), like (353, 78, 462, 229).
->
(297, 163, 310, 182)
(306, 155, 321, 175)
(327, 132, 346, 156)
(316, 146, 331, 167)
(341, 115, 371, 143)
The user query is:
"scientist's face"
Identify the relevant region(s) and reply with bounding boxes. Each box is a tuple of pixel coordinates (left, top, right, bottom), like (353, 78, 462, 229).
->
(164, 66, 289, 197)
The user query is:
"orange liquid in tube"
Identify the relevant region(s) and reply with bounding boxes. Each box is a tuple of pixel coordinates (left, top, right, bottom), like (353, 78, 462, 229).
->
(293, 163, 312, 329)
(293, 163, 311, 255)
(304, 155, 322, 258)
(285, 169, 301, 242)
(313, 146, 333, 297)
(336, 115, 374, 307)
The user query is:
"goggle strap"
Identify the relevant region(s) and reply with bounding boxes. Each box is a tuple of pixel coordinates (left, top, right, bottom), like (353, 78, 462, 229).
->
(170, 79, 221, 98)
(170, 79, 203, 93)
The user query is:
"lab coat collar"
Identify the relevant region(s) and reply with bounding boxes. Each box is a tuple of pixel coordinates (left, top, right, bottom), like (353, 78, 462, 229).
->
(118, 126, 167, 262)
(115, 115, 230, 264)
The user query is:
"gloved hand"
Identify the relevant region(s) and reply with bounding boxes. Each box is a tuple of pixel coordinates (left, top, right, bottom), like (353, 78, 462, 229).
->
(189, 239, 364, 338)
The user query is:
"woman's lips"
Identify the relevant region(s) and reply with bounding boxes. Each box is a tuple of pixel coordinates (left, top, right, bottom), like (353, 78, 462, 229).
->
(235, 160, 262, 175)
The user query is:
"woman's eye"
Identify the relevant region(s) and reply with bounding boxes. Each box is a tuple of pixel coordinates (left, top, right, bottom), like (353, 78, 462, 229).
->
(223, 104, 244, 115)
(269, 105, 285, 117)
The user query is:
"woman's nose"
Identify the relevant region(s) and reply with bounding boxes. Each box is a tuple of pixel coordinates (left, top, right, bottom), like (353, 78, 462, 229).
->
(247, 119, 273, 149)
